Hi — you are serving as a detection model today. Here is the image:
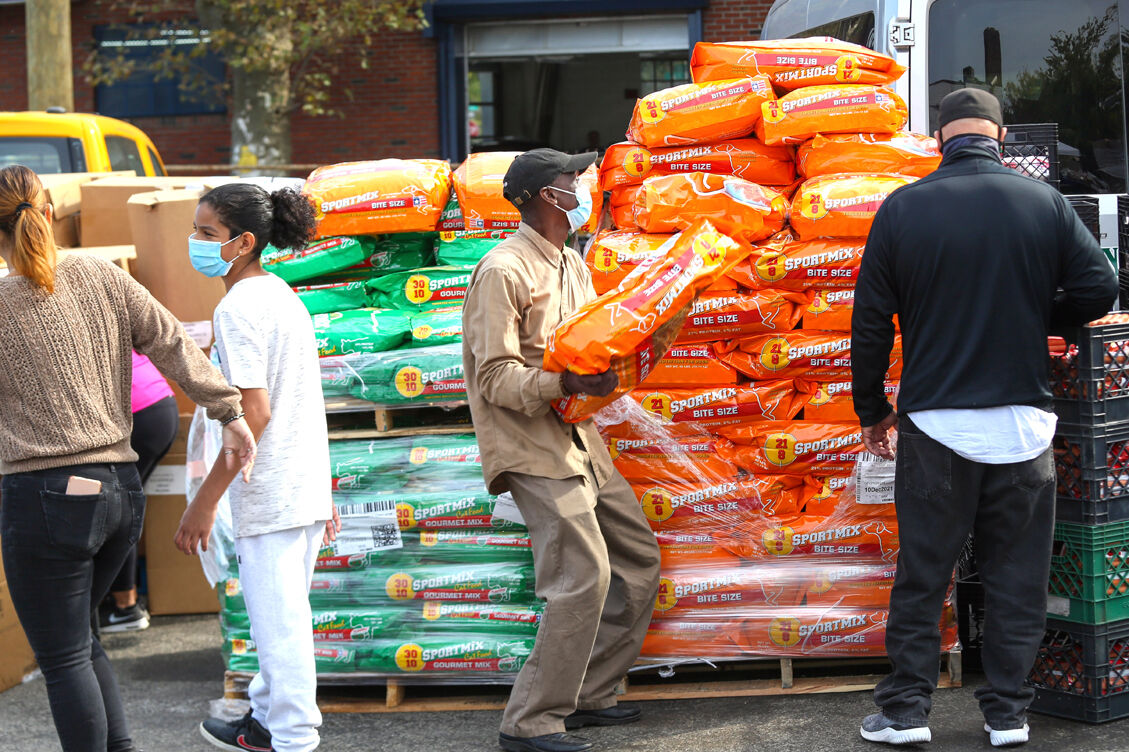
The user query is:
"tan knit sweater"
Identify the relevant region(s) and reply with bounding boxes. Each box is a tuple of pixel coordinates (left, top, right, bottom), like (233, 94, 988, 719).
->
(0, 254, 242, 474)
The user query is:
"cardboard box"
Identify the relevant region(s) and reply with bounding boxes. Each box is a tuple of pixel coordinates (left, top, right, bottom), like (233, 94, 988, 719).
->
(126, 189, 226, 414)
(126, 189, 226, 325)
(52, 213, 80, 248)
(0, 541, 37, 694)
(140, 454, 219, 615)
(0, 623, 36, 694)
(39, 170, 135, 219)
(80, 176, 203, 247)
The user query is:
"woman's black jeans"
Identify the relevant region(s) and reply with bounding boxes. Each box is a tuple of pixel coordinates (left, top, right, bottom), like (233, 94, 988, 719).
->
(0, 462, 145, 752)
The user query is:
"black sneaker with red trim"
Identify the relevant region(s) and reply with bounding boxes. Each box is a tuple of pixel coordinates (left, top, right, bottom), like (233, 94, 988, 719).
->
(199, 710, 272, 752)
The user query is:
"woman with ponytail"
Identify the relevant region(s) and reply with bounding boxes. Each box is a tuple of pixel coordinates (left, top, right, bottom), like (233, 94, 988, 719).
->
(0, 164, 256, 752)
(179, 183, 336, 752)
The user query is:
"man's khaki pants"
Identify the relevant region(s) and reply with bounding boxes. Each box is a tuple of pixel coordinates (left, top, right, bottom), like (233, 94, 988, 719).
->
(499, 463, 661, 738)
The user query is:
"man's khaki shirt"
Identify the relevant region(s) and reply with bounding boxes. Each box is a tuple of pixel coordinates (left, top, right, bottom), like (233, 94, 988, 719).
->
(462, 223, 615, 495)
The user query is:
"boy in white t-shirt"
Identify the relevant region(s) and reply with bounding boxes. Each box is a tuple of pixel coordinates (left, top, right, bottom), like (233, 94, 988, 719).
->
(175, 183, 338, 752)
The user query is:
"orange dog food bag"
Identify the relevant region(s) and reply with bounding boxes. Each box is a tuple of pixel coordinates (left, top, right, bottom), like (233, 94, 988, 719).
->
(797, 132, 940, 179)
(756, 85, 907, 147)
(691, 38, 906, 91)
(305, 159, 453, 238)
(634, 172, 789, 243)
(629, 382, 804, 429)
(676, 289, 808, 343)
(718, 421, 865, 475)
(627, 76, 776, 148)
(584, 230, 672, 295)
(546, 220, 751, 422)
(790, 174, 915, 240)
(716, 331, 902, 381)
(729, 235, 866, 291)
(453, 151, 522, 231)
(600, 139, 795, 192)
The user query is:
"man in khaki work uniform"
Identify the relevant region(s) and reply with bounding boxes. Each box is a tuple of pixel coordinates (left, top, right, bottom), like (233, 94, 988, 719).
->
(462, 148, 662, 752)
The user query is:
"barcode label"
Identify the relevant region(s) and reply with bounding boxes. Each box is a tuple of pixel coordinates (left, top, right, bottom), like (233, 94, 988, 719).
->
(370, 523, 402, 550)
(854, 453, 896, 505)
(336, 500, 396, 517)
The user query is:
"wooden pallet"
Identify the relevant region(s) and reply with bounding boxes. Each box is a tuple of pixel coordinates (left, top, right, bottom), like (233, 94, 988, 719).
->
(324, 401, 473, 439)
(223, 651, 961, 714)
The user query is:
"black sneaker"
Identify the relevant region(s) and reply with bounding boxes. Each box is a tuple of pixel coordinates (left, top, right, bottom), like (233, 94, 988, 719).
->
(200, 710, 272, 752)
(100, 603, 150, 633)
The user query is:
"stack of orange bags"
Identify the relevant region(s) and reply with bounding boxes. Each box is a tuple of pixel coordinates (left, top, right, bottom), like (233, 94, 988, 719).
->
(573, 37, 958, 663)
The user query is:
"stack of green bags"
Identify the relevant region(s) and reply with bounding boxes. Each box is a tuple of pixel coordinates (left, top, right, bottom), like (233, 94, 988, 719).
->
(216, 432, 543, 677)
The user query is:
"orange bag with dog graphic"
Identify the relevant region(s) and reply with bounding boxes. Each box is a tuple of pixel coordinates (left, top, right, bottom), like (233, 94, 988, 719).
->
(585, 231, 672, 295)
(756, 86, 907, 147)
(675, 290, 808, 343)
(627, 77, 776, 148)
(628, 382, 803, 430)
(798, 379, 900, 423)
(801, 289, 856, 331)
(610, 435, 740, 485)
(453, 152, 522, 230)
(600, 139, 795, 192)
(653, 562, 809, 617)
(691, 38, 906, 91)
(630, 478, 765, 533)
(797, 133, 940, 179)
(746, 513, 900, 562)
(634, 173, 789, 243)
(609, 185, 643, 230)
(641, 342, 742, 387)
(305, 159, 452, 238)
(729, 234, 865, 291)
(790, 174, 914, 240)
(718, 421, 865, 476)
(546, 220, 751, 423)
(577, 163, 604, 234)
(715, 331, 904, 381)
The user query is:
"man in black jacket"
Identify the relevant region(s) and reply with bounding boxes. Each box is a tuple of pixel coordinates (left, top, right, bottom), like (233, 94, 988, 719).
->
(852, 88, 1117, 748)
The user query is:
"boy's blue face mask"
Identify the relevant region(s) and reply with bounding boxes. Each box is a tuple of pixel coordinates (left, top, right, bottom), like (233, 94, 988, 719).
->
(188, 234, 239, 277)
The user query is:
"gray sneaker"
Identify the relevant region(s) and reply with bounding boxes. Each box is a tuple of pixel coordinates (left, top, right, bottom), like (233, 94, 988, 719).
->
(860, 712, 931, 745)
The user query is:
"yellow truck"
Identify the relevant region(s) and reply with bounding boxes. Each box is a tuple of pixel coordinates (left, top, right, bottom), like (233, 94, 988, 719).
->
(0, 111, 167, 176)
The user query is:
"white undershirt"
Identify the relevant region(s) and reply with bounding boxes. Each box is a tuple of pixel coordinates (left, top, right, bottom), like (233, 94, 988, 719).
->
(908, 405, 1057, 464)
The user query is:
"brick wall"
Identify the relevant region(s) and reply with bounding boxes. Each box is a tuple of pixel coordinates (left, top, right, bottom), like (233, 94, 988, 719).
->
(1, 2, 771, 169)
(702, 0, 772, 41)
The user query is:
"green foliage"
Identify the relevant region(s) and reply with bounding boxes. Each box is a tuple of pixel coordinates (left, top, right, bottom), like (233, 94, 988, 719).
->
(85, 0, 428, 118)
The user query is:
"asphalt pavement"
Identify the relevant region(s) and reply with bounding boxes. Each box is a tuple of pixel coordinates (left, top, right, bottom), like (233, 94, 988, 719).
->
(1, 615, 1127, 751)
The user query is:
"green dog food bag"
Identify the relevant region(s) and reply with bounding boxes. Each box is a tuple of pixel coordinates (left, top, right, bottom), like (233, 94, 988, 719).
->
(365, 266, 474, 311)
(409, 307, 463, 348)
(263, 236, 375, 285)
(403, 602, 543, 636)
(312, 308, 413, 356)
(356, 634, 535, 674)
(343, 343, 467, 405)
(295, 280, 368, 315)
(437, 230, 513, 266)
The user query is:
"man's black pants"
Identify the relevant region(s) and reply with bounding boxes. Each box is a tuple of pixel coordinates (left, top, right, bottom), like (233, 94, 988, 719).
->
(875, 415, 1055, 730)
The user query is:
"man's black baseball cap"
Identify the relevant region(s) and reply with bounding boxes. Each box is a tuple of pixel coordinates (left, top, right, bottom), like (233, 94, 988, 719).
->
(938, 88, 1004, 129)
(502, 148, 598, 208)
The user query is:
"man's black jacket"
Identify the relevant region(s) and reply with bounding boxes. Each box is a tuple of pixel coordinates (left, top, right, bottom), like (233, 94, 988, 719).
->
(851, 143, 1118, 427)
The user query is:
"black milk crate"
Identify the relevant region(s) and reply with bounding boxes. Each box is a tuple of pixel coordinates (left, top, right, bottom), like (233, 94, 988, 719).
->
(1051, 321, 1129, 425)
(1028, 617, 1129, 723)
(1067, 196, 1101, 244)
(1119, 195, 1129, 310)
(1002, 123, 1059, 190)
(1053, 420, 1129, 524)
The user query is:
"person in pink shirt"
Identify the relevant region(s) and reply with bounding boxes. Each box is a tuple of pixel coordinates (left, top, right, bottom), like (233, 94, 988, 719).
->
(100, 352, 178, 632)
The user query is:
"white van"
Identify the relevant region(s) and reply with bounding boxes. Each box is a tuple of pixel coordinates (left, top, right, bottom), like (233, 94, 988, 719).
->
(761, 0, 1126, 200)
